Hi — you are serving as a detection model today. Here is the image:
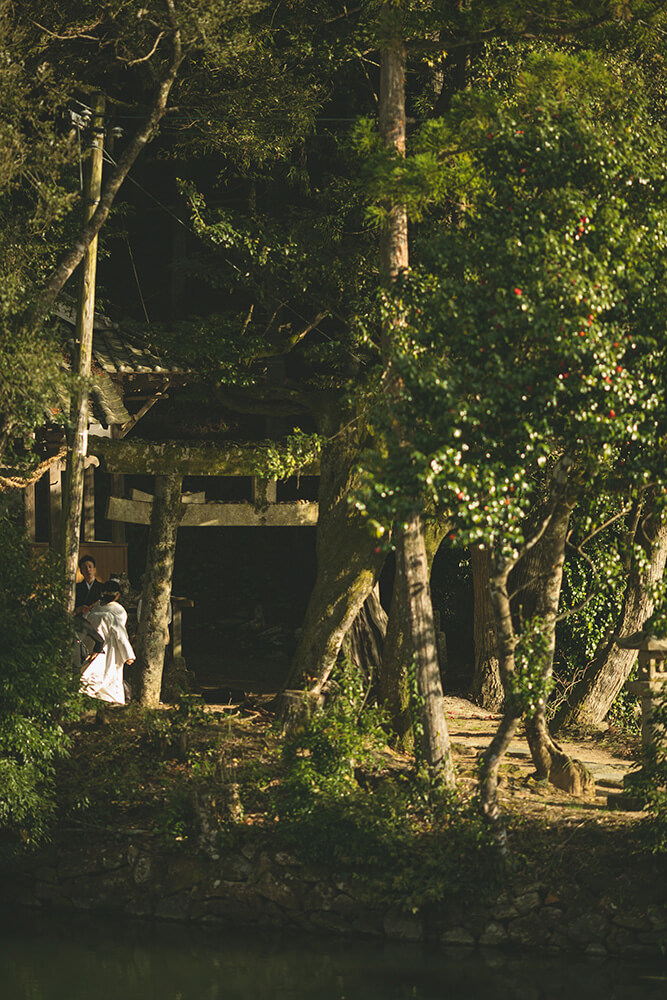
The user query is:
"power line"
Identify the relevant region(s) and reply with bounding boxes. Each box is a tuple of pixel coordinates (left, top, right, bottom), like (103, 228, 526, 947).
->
(100, 149, 364, 364)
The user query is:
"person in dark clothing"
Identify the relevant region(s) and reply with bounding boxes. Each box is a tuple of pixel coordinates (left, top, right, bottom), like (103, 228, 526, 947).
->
(74, 555, 105, 615)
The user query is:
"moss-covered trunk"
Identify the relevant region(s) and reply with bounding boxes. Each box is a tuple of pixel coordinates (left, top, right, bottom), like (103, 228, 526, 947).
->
(135, 473, 182, 708)
(380, 518, 449, 749)
(510, 492, 594, 792)
(282, 400, 385, 695)
(395, 515, 456, 786)
(470, 545, 503, 712)
(555, 500, 667, 730)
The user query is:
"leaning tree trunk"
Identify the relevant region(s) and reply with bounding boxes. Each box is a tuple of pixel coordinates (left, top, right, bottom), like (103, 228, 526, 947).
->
(281, 400, 386, 698)
(479, 468, 594, 849)
(554, 503, 667, 730)
(381, 517, 449, 750)
(479, 554, 523, 853)
(135, 473, 182, 708)
(471, 545, 504, 712)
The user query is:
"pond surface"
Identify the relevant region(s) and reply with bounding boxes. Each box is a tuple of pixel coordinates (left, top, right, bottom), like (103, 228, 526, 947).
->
(1, 910, 665, 1000)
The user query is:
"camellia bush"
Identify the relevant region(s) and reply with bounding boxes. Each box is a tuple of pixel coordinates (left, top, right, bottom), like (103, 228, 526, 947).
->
(360, 51, 667, 537)
(355, 50, 667, 818)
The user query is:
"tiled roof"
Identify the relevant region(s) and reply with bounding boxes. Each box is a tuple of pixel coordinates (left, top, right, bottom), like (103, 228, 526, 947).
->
(90, 370, 131, 426)
(55, 304, 191, 376)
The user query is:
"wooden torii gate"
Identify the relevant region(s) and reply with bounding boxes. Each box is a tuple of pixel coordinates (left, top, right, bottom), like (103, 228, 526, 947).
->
(91, 435, 320, 528)
(89, 435, 320, 705)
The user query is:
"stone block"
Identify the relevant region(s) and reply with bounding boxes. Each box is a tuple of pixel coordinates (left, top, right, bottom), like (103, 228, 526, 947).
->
(514, 891, 541, 915)
(255, 871, 300, 910)
(612, 912, 650, 931)
(567, 912, 609, 945)
(304, 884, 336, 912)
(219, 854, 253, 883)
(384, 908, 424, 942)
(309, 911, 355, 934)
(507, 915, 544, 948)
(440, 926, 475, 947)
(156, 855, 207, 893)
(274, 851, 301, 867)
(154, 892, 192, 920)
(479, 922, 509, 947)
(132, 855, 152, 885)
(124, 897, 154, 917)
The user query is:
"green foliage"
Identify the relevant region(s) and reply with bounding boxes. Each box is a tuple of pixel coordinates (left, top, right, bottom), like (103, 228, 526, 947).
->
(509, 616, 554, 717)
(0, 511, 79, 848)
(631, 689, 667, 852)
(357, 52, 667, 554)
(280, 661, 386, 806)
(274, 665, 499, 909)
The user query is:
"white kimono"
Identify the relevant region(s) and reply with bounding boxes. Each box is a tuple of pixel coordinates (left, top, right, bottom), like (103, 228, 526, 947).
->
(81, 601, 135, 706)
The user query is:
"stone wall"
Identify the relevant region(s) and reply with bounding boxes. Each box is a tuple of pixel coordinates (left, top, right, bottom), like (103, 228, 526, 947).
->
(5, 832, 666, 957)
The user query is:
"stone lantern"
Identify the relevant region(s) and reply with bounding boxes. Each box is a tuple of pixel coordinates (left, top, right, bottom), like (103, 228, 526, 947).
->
(607, 633, 667, 810)
(618, 633, 667, 753)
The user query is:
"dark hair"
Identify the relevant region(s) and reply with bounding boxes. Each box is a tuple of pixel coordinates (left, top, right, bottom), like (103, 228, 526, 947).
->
(100, 585, 120, 604)
(78, 554, 96, 570)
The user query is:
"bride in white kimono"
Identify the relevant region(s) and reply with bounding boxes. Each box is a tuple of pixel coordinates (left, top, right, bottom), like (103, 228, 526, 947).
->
(80, 583, 135, 706)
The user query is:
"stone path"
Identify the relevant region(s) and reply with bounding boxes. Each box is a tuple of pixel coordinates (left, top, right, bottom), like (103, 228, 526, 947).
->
(442, 696, 636, 797)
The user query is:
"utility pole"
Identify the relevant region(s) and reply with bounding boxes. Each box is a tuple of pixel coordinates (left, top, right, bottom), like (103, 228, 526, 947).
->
(61, 93, 105, 614)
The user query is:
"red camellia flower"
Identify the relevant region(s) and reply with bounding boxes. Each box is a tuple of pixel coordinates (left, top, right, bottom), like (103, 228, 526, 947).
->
(514, 287, 522, 295)
(609, 409, 616, 418)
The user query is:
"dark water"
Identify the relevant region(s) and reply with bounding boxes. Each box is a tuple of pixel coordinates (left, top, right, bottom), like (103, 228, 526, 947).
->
(0, 911, 665, 1000)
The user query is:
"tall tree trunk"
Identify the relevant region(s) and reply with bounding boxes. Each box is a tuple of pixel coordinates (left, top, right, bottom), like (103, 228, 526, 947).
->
(479, 555, 521, 853)
(60, 95, 105, 614)
(510, 492, 593, 793)
(379, 17, 455, 786)
(381, 518, 448, 749)
(471, 545, 503, 711)
(554, 502, 667, 730)
(281, 400, 386, 696)
(135, 474, 182, 707)
(396, 515, 456, 783)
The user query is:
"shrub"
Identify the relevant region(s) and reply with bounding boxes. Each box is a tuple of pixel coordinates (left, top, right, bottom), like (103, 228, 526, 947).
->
(0, 512, 79, 848)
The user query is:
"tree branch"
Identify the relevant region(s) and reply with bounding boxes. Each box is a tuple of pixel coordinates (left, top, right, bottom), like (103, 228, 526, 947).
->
(26, 1, 184, 331)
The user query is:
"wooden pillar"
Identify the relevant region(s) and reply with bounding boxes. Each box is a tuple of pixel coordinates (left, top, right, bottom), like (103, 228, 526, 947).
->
(83, 465, 96, 541)
(24, 482, 36, 541)
(49, 463, 62, 546)
(110, 424, 126, 544)
(251, 477, 277, 506)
